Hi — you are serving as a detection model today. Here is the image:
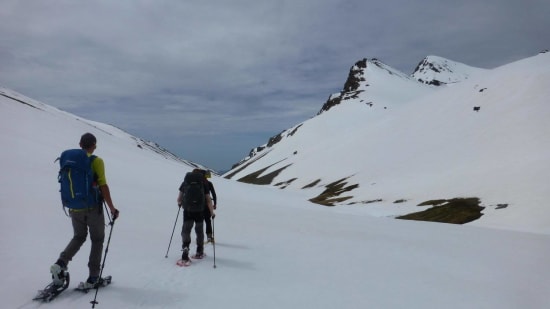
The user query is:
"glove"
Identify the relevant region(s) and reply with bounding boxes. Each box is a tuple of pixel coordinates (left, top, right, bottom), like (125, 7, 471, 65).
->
(211, 213, 216, 219)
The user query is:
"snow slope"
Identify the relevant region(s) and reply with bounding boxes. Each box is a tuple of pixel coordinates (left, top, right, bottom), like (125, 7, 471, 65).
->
(1, 80, 550, 308)
(225, 52, 550, 234)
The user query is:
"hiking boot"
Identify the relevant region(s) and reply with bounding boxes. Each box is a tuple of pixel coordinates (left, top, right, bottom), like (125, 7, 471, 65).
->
(181, 247, 190, 261)
(193, 245, 205, 259)
(78, 276, 99, 290)
(50, 260, 68, 286)
(193, 251, 205, 259)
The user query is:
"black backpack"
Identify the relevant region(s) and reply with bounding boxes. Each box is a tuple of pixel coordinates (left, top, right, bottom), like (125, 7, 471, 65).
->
(182, 171, 206, 212)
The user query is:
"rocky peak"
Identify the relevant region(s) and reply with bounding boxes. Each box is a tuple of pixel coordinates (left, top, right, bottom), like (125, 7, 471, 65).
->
(318, 58, 368, 114)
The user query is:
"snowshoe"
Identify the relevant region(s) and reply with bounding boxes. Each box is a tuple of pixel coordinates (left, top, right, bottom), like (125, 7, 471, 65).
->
(33, 274, 70, 302)
(176, 258, 192, 267)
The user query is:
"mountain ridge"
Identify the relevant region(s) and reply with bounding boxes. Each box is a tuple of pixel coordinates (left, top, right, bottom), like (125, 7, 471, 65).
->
(231, 55, 477, 170)
(0, 87, 209, 172)
(224, 52, 550, 233)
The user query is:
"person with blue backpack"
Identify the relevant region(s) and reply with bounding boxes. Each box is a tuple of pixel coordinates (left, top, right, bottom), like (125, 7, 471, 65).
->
(50, 133, 119, 291)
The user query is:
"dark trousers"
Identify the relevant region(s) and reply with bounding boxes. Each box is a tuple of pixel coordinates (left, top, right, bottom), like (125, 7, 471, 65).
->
(203, 208, 213, 236)
(181, 211, 204, 252)
(59, 208, 105, 277)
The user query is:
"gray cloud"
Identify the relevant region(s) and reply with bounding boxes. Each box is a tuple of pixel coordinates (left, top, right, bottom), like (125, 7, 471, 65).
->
(1, 0, 549, 170)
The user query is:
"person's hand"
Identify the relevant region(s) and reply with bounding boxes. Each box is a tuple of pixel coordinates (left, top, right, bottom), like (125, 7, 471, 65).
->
(213, 204, 217, 210)
(178, 202, 182, 208)
(211, 212, 216, 219)
(112, 208, 120, 220)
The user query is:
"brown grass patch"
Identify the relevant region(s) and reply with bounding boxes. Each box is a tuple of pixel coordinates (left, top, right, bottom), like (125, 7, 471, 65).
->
(309, 177, 359, 206)
(397, 197, 484, 224)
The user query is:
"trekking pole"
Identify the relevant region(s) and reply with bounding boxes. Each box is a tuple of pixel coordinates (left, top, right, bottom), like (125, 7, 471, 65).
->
(91, 208, 117, 308)
(103, 201, 112, 223)
(212, 217, 216, 269)
(165, 207, 181, 258)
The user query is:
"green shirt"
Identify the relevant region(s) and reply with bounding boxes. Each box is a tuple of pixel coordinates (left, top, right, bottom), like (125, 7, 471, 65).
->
(90, 155, 107, 186)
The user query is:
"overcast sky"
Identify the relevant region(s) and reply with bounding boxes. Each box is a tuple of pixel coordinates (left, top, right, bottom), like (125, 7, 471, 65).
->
(1, 0, 548, 171)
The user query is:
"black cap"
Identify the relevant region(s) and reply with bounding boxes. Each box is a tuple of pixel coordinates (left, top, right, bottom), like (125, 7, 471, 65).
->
(80, 133, 97, 149)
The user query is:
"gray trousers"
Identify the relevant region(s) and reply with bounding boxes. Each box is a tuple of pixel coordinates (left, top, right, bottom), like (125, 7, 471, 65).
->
(59, 208, 105, 277)
(181, 210, 204, 251)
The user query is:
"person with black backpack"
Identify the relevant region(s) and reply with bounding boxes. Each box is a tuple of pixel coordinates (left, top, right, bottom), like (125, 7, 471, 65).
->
(176, 169, 215, 266)
(50, 133, 119, 290)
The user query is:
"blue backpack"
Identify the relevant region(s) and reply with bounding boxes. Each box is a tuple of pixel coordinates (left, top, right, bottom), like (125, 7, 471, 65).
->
(58, 149, 101, 209)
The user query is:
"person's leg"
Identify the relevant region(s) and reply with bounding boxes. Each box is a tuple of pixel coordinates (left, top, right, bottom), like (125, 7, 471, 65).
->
(181, 221, 193, 248)
(87, 209, 105, 278)
(59, 211, 89, 264)
(181, 212, 194, 260)
(51, 211, 87, 285)
(204, 208, 212, 237)
(194, 213, 205, 254)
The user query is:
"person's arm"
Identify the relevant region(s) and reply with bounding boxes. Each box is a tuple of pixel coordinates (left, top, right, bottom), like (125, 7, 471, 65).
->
(203, 180, 214, 217)
(177, 191, 183, 207)
(93, 157, 118, 219)
(177, 181, 185, 207)
(209, 182, 217, 208)
(100, 184, 119, 219)
(206, 195, 215, 218)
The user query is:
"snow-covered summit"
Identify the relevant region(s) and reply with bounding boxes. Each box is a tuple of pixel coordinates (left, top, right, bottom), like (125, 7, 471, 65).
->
(318, 58, 432, 114)
(411, 55, 486, 85)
